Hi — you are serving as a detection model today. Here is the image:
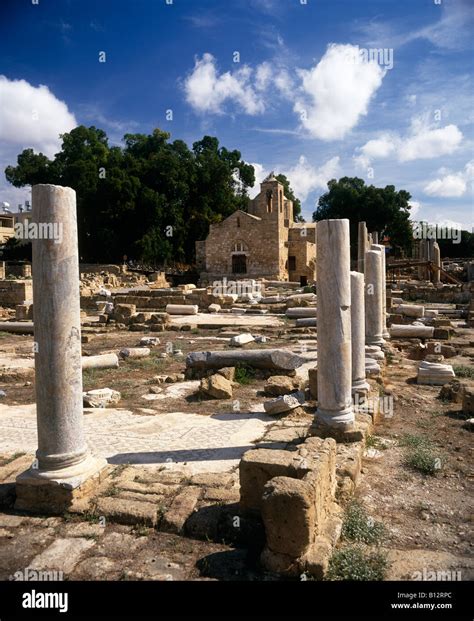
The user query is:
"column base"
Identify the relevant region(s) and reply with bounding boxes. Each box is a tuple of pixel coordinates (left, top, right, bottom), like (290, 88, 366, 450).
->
(352, 379, 370, 396)
(366, 336, 385, 346)
(15, 455, 108, 515)
(382, 330, 390, 339)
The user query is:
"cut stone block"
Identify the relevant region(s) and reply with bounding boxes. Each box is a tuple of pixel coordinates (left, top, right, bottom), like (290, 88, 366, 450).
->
(161, 487, 202, 534)
(230, 333, 255, 347)
(95, 497, 158, 527)
(417, 361, 455, 386)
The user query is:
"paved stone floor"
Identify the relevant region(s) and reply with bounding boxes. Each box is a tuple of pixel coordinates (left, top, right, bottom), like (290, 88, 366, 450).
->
(0, 404, 274, 473)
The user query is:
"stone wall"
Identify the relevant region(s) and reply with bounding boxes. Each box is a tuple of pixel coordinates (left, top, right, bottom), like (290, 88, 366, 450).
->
(0, 280, 33, 306)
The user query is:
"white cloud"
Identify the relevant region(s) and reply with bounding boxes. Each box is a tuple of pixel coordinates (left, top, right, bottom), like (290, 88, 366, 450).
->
(399, 118, 462, 162)
(248, 156, 340, 202)
(293, 44, 386, 141)
(281, 156, 340, 201)
(423, 160, 473, 197)
(409, 200, 421, 218)
(0, 75, 77, 157)
(184, 53, 265, 115)
(354, 116, 463, 167)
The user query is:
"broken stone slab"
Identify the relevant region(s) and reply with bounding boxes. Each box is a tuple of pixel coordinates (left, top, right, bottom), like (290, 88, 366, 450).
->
(417, 361, 455, 386)
(390, 324, 435, 338)
(139, 337, 160, 347)
(200, 374, 233, 399)
(264, 375, 302, 397)
(396, 304, 425, 318)
(81, 354, 119, 370)
(208, 303, 221, 313)
(27, 537, 96, 574)
(216, 367, 235, 381)
(83, 388, 121, 408)
(119, 347, 151, 359)
(263, 391, 305, 415)
(165, 304, 198, 315)
(295, 318, 317, 327)
(186, 349, 306, 373)
(425, 309, 439, 318)
(230, 333, 255, 347)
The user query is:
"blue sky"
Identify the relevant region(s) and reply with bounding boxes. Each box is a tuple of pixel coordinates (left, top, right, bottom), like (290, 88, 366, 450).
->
(0, 0, 473, 229)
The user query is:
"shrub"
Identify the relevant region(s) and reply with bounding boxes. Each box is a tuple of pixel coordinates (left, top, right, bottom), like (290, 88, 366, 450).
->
(342, 500, 386, 545)
(326, 545, 389, 581)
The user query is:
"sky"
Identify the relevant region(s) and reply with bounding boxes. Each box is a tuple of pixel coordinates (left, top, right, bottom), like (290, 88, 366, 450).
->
(0, 0, 473, 229)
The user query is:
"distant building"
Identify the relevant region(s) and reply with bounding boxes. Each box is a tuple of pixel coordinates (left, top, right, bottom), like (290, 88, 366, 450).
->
(196, 173, 316, 283)
(0, 204, 32, 244)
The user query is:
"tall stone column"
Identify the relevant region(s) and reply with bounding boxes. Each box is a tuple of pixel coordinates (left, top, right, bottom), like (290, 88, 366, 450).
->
(417, 240, 426, 280)
(365, 248, 384, 346)
(371, 244, 389, 338)
(432, 242, 441, 285)
(357, 221, 368, 273)
(315, 219, 354, 428)
(16, 185, 106, 513)
(351, 271, 369, 395)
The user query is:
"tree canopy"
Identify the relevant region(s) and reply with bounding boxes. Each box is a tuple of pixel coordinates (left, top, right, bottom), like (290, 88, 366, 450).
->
(4, 126, 258, 265)
(313, 177, 414, 256)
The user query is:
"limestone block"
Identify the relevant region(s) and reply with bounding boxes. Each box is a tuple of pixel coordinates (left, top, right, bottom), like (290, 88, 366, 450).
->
(261, 476, 315, 557)
(139, 337, 160, 347)
(208, 303, 221, 313)
(396, 304, 425, 318)
(161, 487, 202, 534)
(230, 333, 255, 347)
(165, 304, 198, 315)
(114, 304, 136, 323)
(263, 391, 305, 415)
(83, 388, 121, 408)
(439, 380, 465, 404)
(239, 449, 301, 511)
(200, 374, 233, 399)
(264, 375, 302, 397)
(417, 361, 455, 385)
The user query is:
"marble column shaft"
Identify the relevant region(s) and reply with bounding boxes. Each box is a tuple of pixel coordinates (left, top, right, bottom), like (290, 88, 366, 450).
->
(365, 248, 384, 346)
(31, 184, 89, 472)
(350, 271, 369, 394)
(316, 219, 354, 426)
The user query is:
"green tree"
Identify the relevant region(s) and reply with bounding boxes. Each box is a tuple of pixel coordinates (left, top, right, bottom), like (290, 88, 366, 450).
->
(313, 177, 413, 256)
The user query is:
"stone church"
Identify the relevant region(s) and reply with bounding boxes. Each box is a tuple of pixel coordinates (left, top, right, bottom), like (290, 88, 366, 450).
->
(196, 173, 316, 283)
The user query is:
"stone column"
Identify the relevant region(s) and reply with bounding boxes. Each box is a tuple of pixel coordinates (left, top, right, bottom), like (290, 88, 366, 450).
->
(315, 219, 354, 428)
(351, 271, 369, 395)
(357, 221, 368, 273)
(16, 185, 106, 513)
(365, 248, 384, 346)
(0, 261, 5, 279)
(417, 240, 426, 280)
(371, 244, 389, 339)
(373, 231, 379, 244)
(432, 242, 441, 285)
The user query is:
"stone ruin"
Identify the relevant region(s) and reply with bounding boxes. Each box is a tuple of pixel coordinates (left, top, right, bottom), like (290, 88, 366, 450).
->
(0, 185, 473, 581)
